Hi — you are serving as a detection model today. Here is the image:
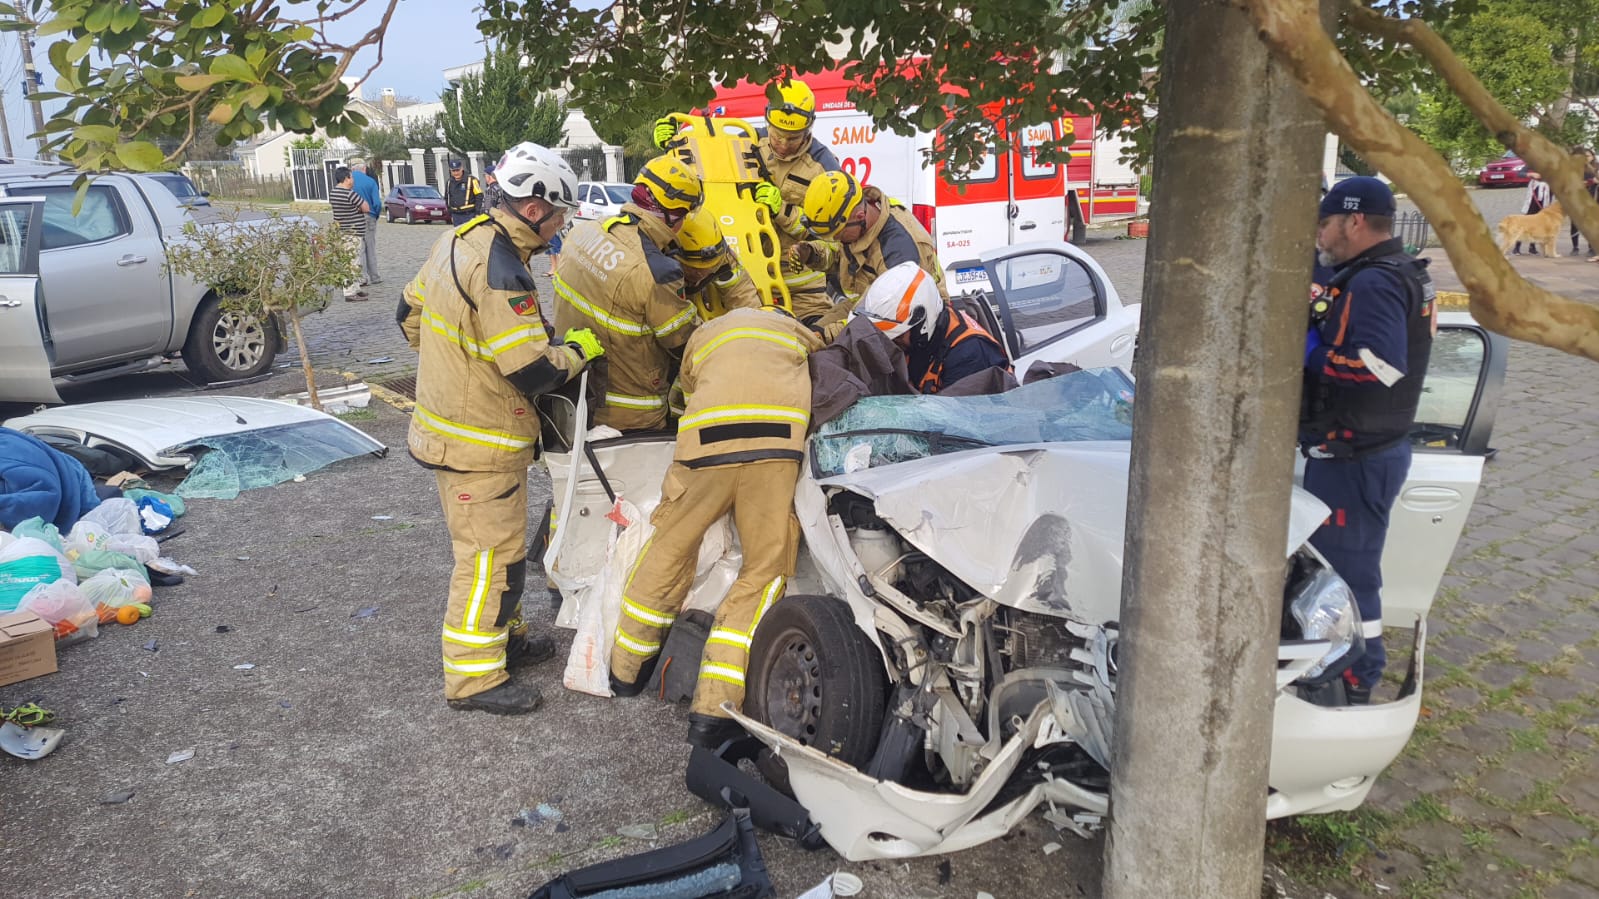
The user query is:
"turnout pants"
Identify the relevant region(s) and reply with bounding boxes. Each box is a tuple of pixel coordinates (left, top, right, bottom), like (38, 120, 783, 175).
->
(1304, 442, 1411, 691)
(435, 469, 529, 700)
(610, 460, 801, 718)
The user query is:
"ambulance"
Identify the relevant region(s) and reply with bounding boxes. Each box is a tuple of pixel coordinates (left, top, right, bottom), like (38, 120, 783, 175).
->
(709, 68, 1142, 268)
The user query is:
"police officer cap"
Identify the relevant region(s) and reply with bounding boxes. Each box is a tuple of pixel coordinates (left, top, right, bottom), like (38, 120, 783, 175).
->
(449, 159, 464, 171)
(484, 163, 496, 174)
(1319, 176, 1396, 219)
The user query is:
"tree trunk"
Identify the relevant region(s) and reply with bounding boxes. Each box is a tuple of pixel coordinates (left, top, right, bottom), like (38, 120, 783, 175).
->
(286, 306, 322, 411)
(1543, 36, 1578, 133)
(1102, 0, 1327, 894)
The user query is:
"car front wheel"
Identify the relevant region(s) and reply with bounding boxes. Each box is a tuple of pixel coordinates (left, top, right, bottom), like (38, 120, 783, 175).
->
(744, 593, 887, 793)
(405, 209, 414, 224)
(181, 297, 279, 383)
(386, 207, 396, 222)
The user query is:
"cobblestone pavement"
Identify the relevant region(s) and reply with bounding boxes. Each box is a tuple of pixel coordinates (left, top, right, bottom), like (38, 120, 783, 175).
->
(293, 193, 1599, 897)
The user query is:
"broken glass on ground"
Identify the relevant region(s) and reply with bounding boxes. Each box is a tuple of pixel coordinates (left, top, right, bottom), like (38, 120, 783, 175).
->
(176, 420, 387, 500)
(811, 368, 1136, 478)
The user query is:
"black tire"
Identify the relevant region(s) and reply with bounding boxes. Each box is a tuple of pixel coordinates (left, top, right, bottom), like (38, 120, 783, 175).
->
(745, 594, 887, 793)
(405, 209, 414, 224)
(1068, 199, 1088, 245)
(386, 207, 396, 223)
(181, 297, 280, 384)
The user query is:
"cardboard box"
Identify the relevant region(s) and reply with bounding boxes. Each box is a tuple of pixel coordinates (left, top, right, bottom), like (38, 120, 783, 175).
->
(0, 610, 57, 688)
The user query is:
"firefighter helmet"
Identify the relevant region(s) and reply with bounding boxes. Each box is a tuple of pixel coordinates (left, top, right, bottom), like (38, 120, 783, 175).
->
(765, 79, 817, 132)
(634, 154, 704, 214)
(675, 209, 730, 271)
(800, 171, 864, 238)
(856, 261, 941, 342)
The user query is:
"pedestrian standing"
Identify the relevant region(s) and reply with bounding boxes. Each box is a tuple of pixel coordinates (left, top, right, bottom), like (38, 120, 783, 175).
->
(1302, 176, 1435, 705)
(482, 162, 503, 213)
(348, 157, 383, 286)
(1512, 172, 1552, 255)
(396, 143, 602, 715)
(1568, 147, 1597, 259)
(329, 166, 368, 302)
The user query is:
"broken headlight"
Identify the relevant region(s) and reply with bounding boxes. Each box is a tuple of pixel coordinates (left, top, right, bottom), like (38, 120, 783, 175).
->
(1288, 565, 1364, 683)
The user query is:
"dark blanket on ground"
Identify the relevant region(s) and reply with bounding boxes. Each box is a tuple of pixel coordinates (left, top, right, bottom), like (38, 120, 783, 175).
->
(0, 427, 102, 531)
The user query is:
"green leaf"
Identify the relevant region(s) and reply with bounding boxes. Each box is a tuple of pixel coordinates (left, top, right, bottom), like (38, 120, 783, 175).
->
(241, 85, 270, 108)
(208, 54, 255, 82)
(65, 33, 94, 64)
(72, 123, 119, 143)
(114, 140, 166, 172)
(194, 4, 227, 28)
(84, 5, 114, 32)
(208, 101, 237, 125)
(175, 73, 228, 91)
(110, 4, 142, 34)
(35, 17, 77, 37)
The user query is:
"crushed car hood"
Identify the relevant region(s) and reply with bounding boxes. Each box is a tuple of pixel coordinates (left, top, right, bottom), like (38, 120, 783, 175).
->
(817, 442, 1328, 624)
(3, 396, 386, 470)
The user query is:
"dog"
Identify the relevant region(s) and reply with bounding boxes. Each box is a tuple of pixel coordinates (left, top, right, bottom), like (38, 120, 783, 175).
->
(1497, 201, 1565, 257)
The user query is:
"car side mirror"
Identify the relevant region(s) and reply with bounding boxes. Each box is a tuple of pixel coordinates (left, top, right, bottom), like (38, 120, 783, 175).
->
(200, 190, 211, 197)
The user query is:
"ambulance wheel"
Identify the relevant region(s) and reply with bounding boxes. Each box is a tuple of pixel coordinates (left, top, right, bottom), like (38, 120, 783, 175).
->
(745, 594, 886, 795)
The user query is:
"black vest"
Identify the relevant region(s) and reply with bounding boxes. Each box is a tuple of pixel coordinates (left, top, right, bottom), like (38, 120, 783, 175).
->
(1301, 242, 1434, 457)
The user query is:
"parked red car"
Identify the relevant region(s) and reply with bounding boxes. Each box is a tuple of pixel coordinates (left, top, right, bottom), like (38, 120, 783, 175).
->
(1478, 152, 1530, 188)
(383, 184, 449, 223)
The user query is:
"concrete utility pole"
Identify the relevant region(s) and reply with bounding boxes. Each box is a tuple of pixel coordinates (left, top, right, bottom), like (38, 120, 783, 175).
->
(16, 15, 48, 160)
(1102, 0, 1328, 895)
(0, 79, 14, 159)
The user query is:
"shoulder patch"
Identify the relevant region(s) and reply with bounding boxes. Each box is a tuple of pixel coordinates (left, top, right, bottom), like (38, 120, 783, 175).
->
(507, 293, 539, 316)
(641, 233, 685, 285)
(487, 230, 536, 292)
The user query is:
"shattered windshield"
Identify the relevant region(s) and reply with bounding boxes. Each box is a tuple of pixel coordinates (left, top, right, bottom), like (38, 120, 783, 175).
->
(812, 368, 1136, 477)
(175, 420, 386, 500)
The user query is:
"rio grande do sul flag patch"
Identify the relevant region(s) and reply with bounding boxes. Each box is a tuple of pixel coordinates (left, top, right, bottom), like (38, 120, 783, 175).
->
(508, 293, 537, 316)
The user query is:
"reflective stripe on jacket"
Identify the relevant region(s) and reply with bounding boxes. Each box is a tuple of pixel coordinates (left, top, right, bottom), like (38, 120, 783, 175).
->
(675, 308, 821, 468)
(551, 204, 696, 431)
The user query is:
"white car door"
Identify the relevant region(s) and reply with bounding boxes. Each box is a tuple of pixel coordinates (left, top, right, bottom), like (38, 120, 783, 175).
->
(0, 197, 57, 403)
(946, 242, 1139, 377)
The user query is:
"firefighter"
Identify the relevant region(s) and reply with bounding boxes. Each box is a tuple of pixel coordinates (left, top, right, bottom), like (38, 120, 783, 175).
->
(653, 79, 842, 324)
(608, 305, 822, 747)
(1302, 176, 1435, 704)
(552, 155, 705, 431)
(397, 142, 604, 715)
(677, 207, 763, 315)
(857, 261, 1009, 393)
(444, 159, 484, 225)
(794, 170, 947, 338)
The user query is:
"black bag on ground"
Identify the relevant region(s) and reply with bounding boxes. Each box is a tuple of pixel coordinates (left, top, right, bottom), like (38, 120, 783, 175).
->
(647, 608, 713, 704)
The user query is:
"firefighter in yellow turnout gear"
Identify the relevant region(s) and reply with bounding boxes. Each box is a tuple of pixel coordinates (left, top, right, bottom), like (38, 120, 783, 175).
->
(552, 155, 704, 431)
(677, 208, 763, 318)
(655, 79, 841, 324)
(608, 306, 822, 747)
(398, 142, 603, 715)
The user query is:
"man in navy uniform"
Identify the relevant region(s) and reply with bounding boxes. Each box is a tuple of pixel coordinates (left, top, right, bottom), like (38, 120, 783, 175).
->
(1302, 176, 1436, 704)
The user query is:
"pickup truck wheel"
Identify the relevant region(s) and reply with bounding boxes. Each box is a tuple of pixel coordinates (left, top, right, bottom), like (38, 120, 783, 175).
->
(745, 594, 886, 794)
(405, 209, 414, 225)
(182, 298, 279, 383)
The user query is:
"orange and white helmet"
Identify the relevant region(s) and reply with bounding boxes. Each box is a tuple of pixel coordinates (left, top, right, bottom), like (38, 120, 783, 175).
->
(855, 261, 941, 341)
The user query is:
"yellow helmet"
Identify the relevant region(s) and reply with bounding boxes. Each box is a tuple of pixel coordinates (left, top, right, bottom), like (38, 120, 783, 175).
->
(765, 79, 816, 133)
(801, 171, 863, 238)
(675, 209, 729, 271)
(635, 155, 704, 214)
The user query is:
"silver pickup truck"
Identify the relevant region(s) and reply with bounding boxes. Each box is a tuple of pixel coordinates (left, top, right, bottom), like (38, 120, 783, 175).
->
(0, 165, 285, 404)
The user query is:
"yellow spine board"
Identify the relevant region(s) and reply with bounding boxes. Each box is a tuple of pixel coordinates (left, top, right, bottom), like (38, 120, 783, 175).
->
(666, 114, 792, 315)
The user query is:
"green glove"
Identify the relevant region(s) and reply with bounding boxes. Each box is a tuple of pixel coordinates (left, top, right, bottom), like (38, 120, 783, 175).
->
(754, 181, 783, 215)
(564, 327, 605, 361)
(652, 116, 678, 149)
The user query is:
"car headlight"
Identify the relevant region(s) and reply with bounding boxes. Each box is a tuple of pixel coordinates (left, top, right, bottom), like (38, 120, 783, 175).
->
(1289, 567, 1365, 682)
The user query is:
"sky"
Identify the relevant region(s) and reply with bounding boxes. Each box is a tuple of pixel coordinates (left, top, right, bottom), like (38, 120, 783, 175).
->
(0, 1, 491, 159)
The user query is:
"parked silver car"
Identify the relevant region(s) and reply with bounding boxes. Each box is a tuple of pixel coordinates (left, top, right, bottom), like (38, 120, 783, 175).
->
(0, 166, 292, 403)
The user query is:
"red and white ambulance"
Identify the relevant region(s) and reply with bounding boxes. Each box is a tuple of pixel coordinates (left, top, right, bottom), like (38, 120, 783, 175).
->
(709, 68, 1142, 268)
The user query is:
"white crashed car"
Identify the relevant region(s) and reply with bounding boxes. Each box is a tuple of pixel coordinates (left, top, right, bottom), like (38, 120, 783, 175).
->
(539, 242, 1506, 860)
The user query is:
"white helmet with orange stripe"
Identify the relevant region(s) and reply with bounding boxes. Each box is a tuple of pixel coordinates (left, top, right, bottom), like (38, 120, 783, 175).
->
(855, 261, 942, 342)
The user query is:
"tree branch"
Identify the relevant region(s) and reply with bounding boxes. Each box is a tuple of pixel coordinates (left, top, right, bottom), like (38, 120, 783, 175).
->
(1237, 0, 1599, 363)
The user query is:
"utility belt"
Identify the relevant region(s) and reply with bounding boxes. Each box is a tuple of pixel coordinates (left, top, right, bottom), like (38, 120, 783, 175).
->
(1301, 431, 1407, 461)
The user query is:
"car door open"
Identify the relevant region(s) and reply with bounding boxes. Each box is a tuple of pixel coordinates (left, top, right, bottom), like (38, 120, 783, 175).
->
(0, 196, 56, 404)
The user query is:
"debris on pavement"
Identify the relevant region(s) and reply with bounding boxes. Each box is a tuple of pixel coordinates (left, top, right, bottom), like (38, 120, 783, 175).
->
(0, 720, 65, 760)
(617, 822, 658, 841)
(798, 872, 863, 899)
(233, 663, 255, 670)
(369, 514, 393, 520)
(98, 789, 136, 805)
(165, 748, 195, 764)
(351, 606, 379, 619)
(142, 639, 159, 652)
(529, 809, 774, 899)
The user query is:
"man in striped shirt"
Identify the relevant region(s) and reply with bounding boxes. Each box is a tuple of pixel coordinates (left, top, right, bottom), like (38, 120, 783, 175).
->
(329, 166, 368, 301)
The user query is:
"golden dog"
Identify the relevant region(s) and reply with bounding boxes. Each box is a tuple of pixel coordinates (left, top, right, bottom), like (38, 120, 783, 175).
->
(1497, 201, 1565, 257)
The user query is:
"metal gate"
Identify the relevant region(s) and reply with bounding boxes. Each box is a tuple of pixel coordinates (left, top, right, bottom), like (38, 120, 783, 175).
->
(1395, 210, 1431, 256)
(383, 160, 414, 187)
(289, 147, 340, 201)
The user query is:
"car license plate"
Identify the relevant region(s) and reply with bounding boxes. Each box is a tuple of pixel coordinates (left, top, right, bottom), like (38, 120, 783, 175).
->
(1489, 174, 1504, 179)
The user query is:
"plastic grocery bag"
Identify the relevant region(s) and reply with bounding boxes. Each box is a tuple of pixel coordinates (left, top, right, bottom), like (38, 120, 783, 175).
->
(18, 579, 98, 645)
(79, 569, 153, 623)
(65, 519, 110, 557)
(11, 518, 64, 554)
(73, 549, 147, 582)
(564, 501, 650, 698)
(0, 537, 75, 612)
(80, 498, 142, 536)
(104, 534, 159, 565)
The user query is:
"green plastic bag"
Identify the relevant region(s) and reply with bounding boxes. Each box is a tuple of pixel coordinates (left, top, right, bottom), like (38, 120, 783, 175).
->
(72, 549, 147, 582)
(11, 518, 64, 554)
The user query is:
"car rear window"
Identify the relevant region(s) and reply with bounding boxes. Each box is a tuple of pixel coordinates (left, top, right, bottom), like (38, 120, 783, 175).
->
(33, 185, 132, 250)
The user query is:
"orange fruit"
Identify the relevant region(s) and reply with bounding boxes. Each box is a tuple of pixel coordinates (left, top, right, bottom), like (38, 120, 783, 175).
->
(116, 605, 142, 626)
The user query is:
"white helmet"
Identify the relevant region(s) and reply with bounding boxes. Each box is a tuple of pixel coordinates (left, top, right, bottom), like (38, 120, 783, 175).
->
(855, 261, 941, 341)
(495, 142, 579, 209)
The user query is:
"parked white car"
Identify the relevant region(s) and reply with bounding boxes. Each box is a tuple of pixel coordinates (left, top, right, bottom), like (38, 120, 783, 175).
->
(574, 180, 632, 222)
(538, 241, 1506, 860)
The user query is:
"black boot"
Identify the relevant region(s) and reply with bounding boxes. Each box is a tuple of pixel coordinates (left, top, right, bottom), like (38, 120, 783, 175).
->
(508, 633, 557, 669)
(686, 712, 747, 749)
(448, 679, 543, 715)
(609, 656, 658, 697)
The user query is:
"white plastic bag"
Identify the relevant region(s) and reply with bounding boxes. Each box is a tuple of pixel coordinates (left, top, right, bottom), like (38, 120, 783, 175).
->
(563, 501, 650, 698)
(80, 497, 142, 536)
(104, 533, 160, 565)
(0, 536, 75, 584)
(65, 519, 111, 557)
(18, 579, 98, 645)
(79, 568, 153, 611)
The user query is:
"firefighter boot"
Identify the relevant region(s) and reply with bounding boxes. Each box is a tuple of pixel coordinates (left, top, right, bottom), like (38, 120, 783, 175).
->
(508, 633, 558, 669)
(447, 678, 544, 715)
(609, 655, 659, 697)
(686, 712, 747, 749)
